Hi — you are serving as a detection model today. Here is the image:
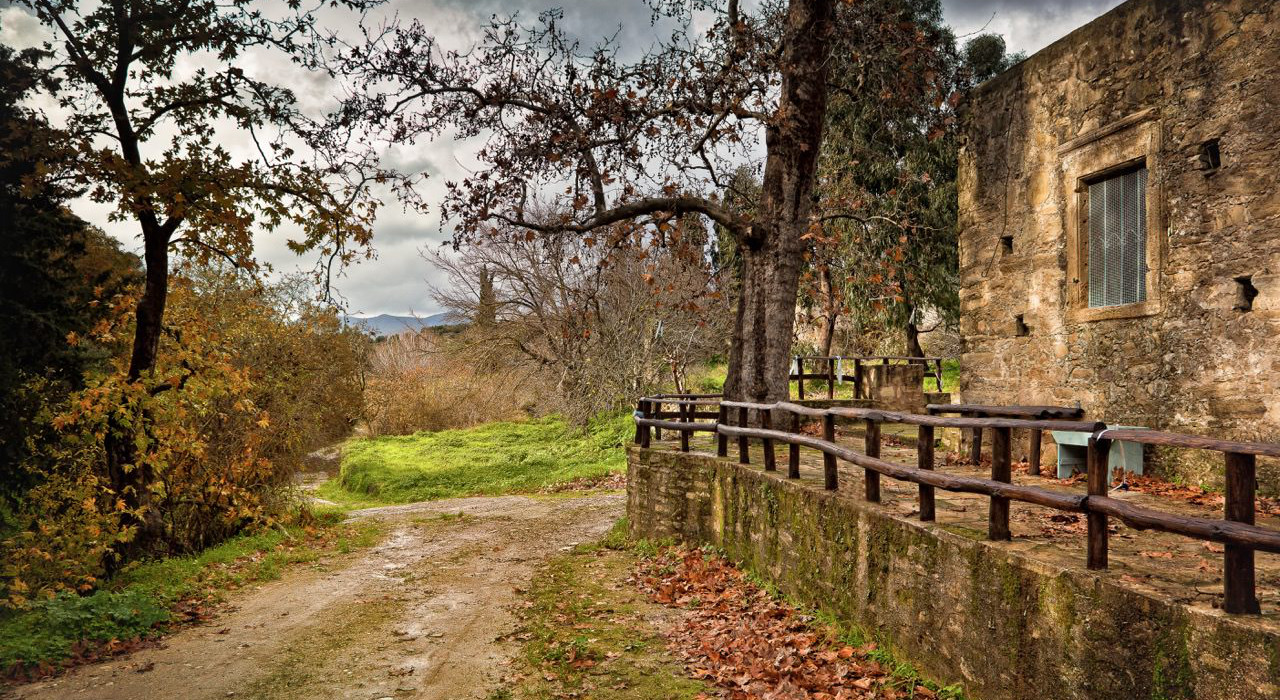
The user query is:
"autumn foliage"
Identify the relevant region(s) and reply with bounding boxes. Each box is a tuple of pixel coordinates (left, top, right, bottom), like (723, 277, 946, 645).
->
(1, 271, 368, 607)
(638, 547, 949, 700)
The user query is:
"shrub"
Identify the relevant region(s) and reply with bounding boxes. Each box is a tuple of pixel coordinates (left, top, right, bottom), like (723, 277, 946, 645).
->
(361, 332, 523, 436)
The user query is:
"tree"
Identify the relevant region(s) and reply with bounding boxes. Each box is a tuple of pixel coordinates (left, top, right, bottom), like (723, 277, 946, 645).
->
(0, 44, 141, 508)
(428, 216, 730, 423)
(17, 0, 392, 557)
(335, 0, 942, 401)
(799, 3, 1018, 357)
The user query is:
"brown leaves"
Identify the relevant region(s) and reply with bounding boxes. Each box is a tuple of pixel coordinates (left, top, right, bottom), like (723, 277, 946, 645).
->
(637, 547, 935, 699)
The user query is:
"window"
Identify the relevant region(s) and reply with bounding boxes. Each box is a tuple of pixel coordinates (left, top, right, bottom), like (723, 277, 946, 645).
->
(1087, 167, 1147, 308)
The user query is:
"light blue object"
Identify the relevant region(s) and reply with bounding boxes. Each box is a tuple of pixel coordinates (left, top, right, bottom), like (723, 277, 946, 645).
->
(1050, 426, 1145, 479)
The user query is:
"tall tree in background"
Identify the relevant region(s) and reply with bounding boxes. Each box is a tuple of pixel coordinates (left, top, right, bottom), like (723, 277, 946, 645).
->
(806, 18, 1019, 356)
(17, 0, 393, 557)
(337, 0, 944, 402)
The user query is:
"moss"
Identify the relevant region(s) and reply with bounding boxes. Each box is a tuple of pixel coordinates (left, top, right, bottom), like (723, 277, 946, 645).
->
(1150, 619, 1195, 700)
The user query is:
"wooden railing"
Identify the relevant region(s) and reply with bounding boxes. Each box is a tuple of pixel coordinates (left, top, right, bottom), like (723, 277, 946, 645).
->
(632, 399, 1280, 615)
(791, 355, 946, 399)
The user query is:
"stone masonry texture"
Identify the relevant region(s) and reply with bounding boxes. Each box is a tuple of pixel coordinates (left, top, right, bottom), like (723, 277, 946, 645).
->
(956, 0, 1280, 490)
(628, 447, 1280, 699)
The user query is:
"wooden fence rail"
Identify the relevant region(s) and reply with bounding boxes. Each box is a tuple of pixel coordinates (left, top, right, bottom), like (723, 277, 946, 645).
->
(791, 356, 946, 399)
(634, 396, 1278, 615)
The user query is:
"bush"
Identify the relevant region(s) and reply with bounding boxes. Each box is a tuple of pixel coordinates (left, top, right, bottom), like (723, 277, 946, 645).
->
(362, 332, 523, 436)
(0, 269, 370, 604)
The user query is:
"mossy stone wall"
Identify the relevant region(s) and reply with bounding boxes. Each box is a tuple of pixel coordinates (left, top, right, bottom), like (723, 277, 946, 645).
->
(628, 447, 1280, 699)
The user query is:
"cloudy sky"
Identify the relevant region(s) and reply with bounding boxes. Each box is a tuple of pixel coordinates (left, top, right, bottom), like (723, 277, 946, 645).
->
(1, 0, 1123, 318)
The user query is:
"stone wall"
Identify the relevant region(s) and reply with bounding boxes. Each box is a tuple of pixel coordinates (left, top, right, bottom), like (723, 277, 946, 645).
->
(956, 0, 1280, 489)
(628, 447, 1280, 699)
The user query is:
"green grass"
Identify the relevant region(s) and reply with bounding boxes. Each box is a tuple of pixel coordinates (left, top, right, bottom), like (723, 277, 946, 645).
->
(934, 357, 960, 394)
(329, 413, 631, 504)
(507, 521, 711, 700)
(0, 513, 382, 675)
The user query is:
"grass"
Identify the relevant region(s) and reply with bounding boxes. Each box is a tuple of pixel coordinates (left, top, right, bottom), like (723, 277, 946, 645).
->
(326, 413, 631, 505)
(0, 512, 383, 676)
(503, 518, 711, 700)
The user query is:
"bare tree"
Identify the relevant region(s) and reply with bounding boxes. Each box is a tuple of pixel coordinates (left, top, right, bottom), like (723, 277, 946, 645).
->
(428, 217, 728, 422)
(334, 0, 942, 401)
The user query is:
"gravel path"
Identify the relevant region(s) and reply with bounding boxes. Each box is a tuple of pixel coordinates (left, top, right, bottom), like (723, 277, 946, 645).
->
(9, 492, 624, 700)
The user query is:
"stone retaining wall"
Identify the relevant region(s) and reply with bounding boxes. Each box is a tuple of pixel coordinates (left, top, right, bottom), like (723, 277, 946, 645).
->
(628, 446, 1280, 699)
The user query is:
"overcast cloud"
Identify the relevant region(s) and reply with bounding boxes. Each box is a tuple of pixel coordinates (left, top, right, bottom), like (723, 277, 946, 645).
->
(2, 0, 1123, 317)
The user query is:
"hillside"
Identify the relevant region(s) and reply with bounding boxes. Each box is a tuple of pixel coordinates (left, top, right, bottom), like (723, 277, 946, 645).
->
(344, 312, 459, 336)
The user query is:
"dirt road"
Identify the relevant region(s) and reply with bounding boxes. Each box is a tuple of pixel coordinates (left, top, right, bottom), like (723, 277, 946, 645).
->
(11, 492, 624, 700)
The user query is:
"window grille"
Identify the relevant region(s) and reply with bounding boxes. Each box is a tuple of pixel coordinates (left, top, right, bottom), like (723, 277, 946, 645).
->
(1088, 167, 1147, 307)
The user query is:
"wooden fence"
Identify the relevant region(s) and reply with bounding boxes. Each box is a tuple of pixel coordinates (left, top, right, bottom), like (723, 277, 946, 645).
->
(791, 355, 946, 399)
(633, 396, 1279, 615)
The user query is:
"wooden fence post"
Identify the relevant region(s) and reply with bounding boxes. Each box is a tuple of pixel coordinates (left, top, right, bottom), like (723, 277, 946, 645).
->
(1224, 451, 1260, 614)
(989, 426, 1011, 541)
(853, 358, 863, 399)
(639, 400, 652, 449)
(823, 413, 837, 490)
(653, 400, 663, 441)
(934, 358, 944, 392)
(970, 426, 983, 465)
(864, 419, 881, 502)
(827, 357, 835, 400)
(796, 357, 805, 400)
(1087, 436, 1112, 570)
(788, 411, 801, 479)
(1028, 429, 1043, 477)
(678, 402, 690, 452)
(762, 408, 776, 471)
(716, 404, 728, 457)
(737, 406, 750, 465)
(633, 400, 644, 445)
(918, 424, 935, 521)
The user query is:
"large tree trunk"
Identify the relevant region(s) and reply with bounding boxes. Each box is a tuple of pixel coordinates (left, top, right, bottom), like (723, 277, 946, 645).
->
(906, 318, 925, 359)
(105, 221, 170, 567)
(723, 0, 835, 402)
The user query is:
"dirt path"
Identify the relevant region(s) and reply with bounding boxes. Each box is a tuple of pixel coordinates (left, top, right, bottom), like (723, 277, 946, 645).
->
(10, 492, 624, 700)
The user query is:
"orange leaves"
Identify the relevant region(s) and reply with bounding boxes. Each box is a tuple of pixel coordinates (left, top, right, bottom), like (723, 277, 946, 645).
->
(637, 547, 935, 699)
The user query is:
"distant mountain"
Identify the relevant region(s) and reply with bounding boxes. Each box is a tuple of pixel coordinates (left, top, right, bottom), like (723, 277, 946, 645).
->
(345, 312, 461, 337)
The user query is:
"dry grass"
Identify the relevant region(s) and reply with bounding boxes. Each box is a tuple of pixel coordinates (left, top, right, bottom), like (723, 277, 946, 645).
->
(362, 332, 526, 436)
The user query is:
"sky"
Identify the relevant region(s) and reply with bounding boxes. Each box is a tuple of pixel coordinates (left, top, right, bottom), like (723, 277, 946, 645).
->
(1, 0, 1124, 318)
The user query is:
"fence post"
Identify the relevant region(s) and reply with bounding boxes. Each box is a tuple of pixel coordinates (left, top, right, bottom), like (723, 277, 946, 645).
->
(762, 408, 776, 471)
(969, 426, 983, 464)
(737, 406, 750, 465)
(827, 357, 835, 400)
(1028, 429, 1043, 477)
(633, 399, 645, 445)
(638, 400, 652, 449)
(934, 358, 943, 392)
(1086, 435, 1112, 570)
(678, 402, 690, 453)
(864, 419, 881, 502)
(653, 400, 663, 441)
(853, 358, 863, 399)
(823, 413, 837, 490)
(918, 424, 935, 521)
(989, 426, 1011, 540)
(1224, 451, 1260, 614)
(797, 357, 805, 400)
(716, 404, 728, 457)
(788, 410, 801, 479)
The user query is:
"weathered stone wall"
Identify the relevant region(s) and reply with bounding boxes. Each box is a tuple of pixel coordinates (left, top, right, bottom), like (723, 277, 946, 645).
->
(628, 447, 1280, 699)
(957, 0, 1280, 489)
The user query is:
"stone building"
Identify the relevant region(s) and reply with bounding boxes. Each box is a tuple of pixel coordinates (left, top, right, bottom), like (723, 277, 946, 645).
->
(956, 0, 1280, 487)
